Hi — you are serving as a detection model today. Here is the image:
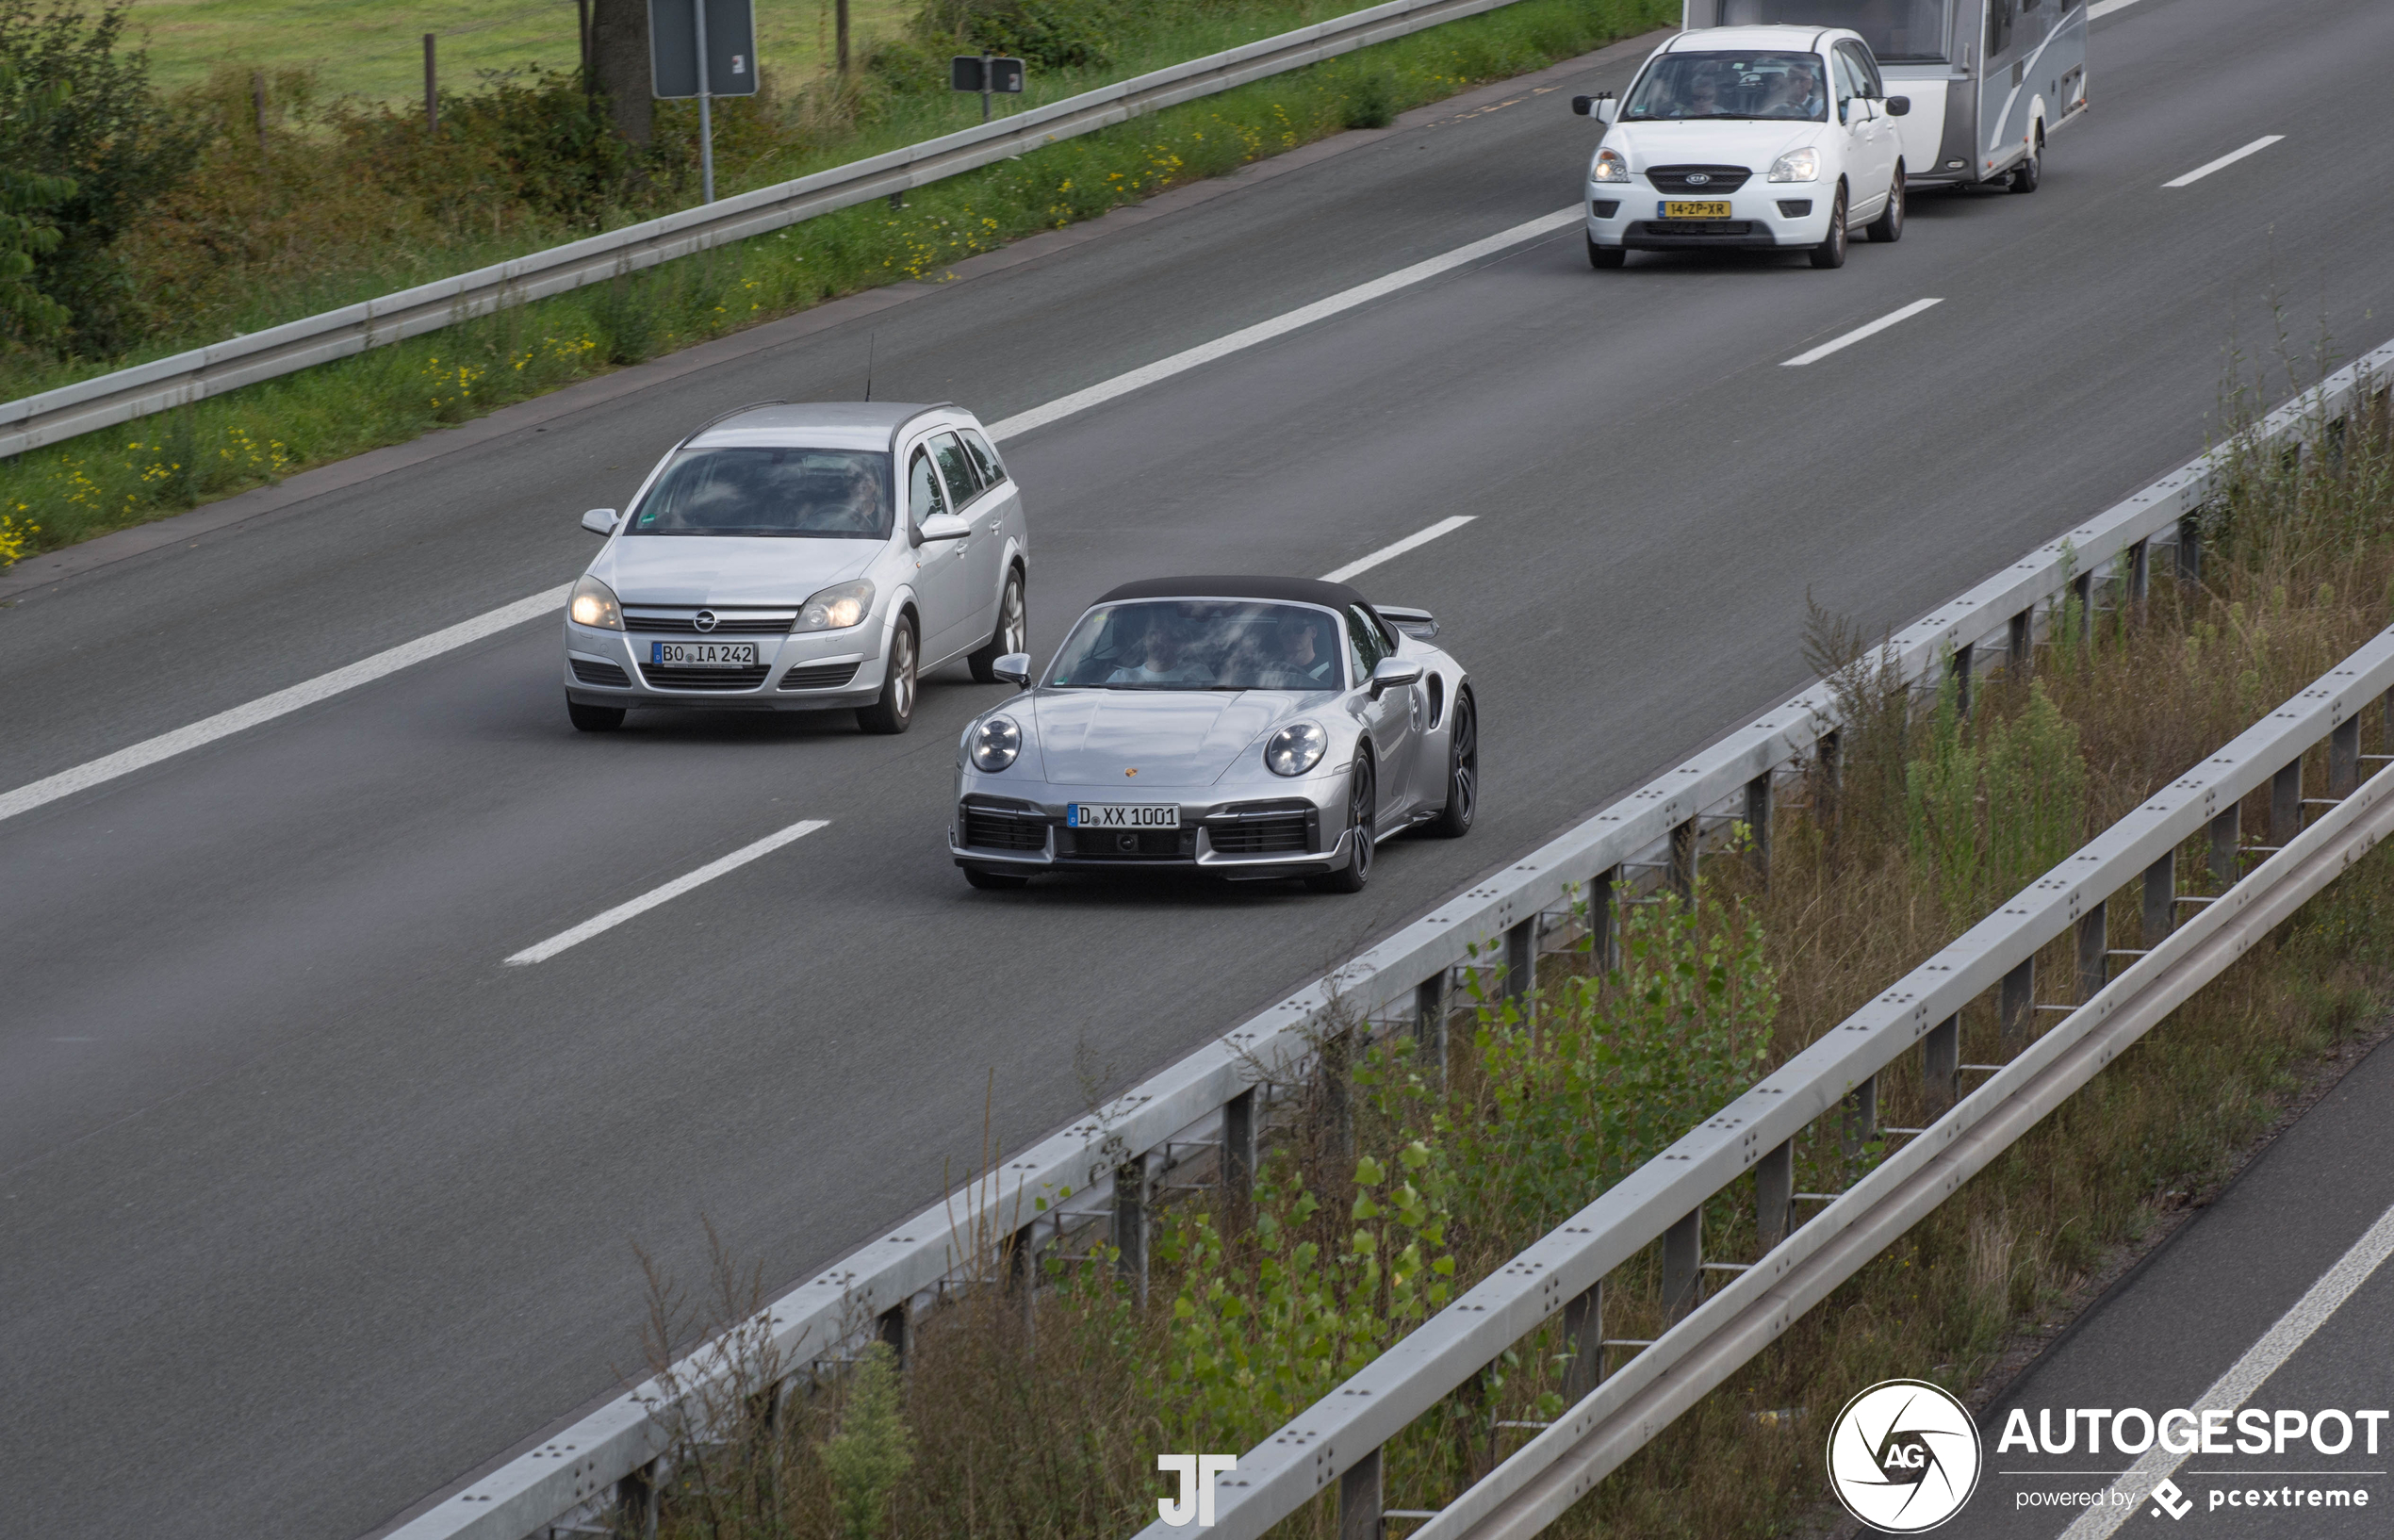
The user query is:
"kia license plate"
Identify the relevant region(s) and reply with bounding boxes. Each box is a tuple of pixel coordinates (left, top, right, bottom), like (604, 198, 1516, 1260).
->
(1660, 199, 1733, 219)
(649, 641, 759, 666)
(1066, 803, 1179, 829)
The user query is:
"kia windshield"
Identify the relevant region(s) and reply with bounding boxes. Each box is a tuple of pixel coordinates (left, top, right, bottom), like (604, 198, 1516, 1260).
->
(1622, 52, 1828, 122)
(626, 448, 894, 538)
(1047, 601, 1346, 691)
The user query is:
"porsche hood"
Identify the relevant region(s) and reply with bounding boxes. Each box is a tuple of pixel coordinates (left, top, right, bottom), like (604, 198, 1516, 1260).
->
(1025, 688, 1330, 785)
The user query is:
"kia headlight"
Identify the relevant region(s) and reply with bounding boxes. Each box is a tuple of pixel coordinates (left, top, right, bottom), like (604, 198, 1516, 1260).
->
(970, 715, 1023, 772)
(569, 573, 622, 631)
(1265, 722, 1328, 778)
(794, 579, 875, 632)
(1768, 146, 1821, 183)
(1590, 148, 1631, 184)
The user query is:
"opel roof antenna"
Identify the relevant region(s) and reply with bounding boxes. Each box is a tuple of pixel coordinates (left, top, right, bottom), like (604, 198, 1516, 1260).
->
(863, 331, 877, 401)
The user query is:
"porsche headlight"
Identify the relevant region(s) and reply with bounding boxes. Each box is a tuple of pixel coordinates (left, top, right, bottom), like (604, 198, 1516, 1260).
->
(970, 715, 1022, 772)
(569, 573, 622, 631)
(1768, 146, 1821, 183)
(1590, 148, 1631, 185)
(795, 579, 875, 632)
(1265, 721, 1328, 778)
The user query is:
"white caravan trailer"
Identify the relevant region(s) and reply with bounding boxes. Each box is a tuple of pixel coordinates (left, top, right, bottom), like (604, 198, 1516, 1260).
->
(1681, 0, 2088, 188)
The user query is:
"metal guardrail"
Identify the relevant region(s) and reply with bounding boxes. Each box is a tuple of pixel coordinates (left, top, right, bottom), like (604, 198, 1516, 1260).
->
(376, 328, 2390, 1539)
(0, 0, 1570, 462)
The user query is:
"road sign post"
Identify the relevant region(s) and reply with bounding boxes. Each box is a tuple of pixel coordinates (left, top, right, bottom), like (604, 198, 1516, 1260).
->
(948, 53, 1025, 123)
(649, 0, 758, 203)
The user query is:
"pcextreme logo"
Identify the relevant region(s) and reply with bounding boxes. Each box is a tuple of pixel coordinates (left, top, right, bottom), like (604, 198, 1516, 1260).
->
(1827, 1379, 1985, 1533)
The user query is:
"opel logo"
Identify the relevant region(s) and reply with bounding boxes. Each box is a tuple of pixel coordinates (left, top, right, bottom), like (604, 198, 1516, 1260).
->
(693, 610, 719, 632)
(1684, 172, 1712, 186)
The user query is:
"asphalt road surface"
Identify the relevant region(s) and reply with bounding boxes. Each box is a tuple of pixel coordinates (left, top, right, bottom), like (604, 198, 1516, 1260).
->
(5, 0, 2392, 1532)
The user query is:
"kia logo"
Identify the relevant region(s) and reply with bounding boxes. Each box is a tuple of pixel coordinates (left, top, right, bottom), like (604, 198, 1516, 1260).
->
(1684, 172, 1712, 185)
(694, 610, 718, 632)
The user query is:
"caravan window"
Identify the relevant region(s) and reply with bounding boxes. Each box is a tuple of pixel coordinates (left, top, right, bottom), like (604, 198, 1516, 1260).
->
(1711, 1, 1949, 63)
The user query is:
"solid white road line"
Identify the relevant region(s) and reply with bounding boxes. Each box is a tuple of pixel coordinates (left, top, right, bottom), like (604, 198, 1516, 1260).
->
(2086, 0, 2144, 18)
(2057, 1196, 2394, 1540)
(4, 212, 1583, 829)
(985, 208, 1581, 442)
(1320, 516, 1476, 584)
(2163, 136, 2284, 188)
(0, 584, 574, 827)
(503, 818, 830, 965)
(1780, 298, 1944, 367)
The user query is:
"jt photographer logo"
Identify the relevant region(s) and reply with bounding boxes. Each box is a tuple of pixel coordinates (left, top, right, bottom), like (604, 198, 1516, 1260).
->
(1827, 1380, 1984, 1533)
(1156, 1453, 1238, 1528)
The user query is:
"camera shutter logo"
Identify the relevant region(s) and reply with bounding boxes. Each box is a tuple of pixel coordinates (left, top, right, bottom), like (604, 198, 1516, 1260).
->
(1826, 1379, 1982, 1532)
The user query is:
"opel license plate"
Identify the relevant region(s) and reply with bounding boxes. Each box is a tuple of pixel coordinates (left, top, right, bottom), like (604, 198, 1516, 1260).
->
(1066, 803, 1179, 829)
(649, 641, 759, 666)
(1660, 199, 1732, 219)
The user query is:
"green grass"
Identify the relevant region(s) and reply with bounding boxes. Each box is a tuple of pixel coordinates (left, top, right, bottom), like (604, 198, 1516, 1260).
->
(1, 0, 1677, 564)
(130, 0, 921, 105)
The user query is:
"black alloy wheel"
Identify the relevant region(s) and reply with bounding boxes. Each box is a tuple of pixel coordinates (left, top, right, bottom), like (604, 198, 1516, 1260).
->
(1810, 186, 1849, 269)
(1587, 235, 1626, 270)
(1426, 691, 1477, 838)
(1308, 753, 1375, 893)
(1866, 166, 1905, 242)
(857, 614, 917, 734)
(969, 567, 1027, 683)
(567, 699, 625, 732)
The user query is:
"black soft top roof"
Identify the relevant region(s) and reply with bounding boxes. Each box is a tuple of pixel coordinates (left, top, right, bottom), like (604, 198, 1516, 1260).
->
(1091, 575, 1369, 611)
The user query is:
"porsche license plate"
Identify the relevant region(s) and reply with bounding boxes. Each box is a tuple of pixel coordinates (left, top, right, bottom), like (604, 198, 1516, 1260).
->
(1067, 803, 1179, 829)
(1660, 199, 1732, 219)
(649, 641, 759, 666)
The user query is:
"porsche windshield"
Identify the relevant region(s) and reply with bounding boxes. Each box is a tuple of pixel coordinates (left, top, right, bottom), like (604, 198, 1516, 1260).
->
(1621, 51, 1828, 122)
(626, 447, 893, 538)
(1048, 600, 1346, 691)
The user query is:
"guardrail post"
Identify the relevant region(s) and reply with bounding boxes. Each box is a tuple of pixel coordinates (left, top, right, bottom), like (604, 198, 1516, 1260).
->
(1561, 1281, 1604, 1400)
(2075, 902, 2107, 1003)
(2142, 850, 2174, 943)
(2071, 570, 2093, 643)
(1590, 866, 1621, 972)
(1668, 817, 1697, 896)
(2210, 806, 2239, 885)
(1008, 1222, 1040, 1346)
(1817, 729, 1842, 827)
(1413, 972, 1450, 1085)
(2331, 715, 2361, 796)
(1745, 771, 1774, 881)
(1339, 1447, 1384, 1540)
(1841, 1075, 1877, 1156)
(2129, 538, 2151, 615)
(1114, 1155, 1151, 1307)
(1662, 1209, 1702, 1321)
(2001, 958, 2034, 1052)
(1755, 1139, 1794, 1251)
(2271, 760, 2304, 846)
(2177, 514, 2202, 582)
(1952, 642, 1975, 719)
(2384, 686, 2394, 756)
(877, 1299, 910, 1368)
(2009, 609, 2033, 678)
(1321, 1028, 1355, 1159)
(1503, 917, 1537, 1032)
(615, 1460, 661, 1540)
(1923, 1015, 1959, 1114)
(1223, 1088, 1257, 1212)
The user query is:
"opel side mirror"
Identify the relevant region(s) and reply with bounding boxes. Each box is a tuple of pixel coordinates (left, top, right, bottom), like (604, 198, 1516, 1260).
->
(992, 652, 1032, 689)
(1369, 657, 1425, 700)
(582, 508, 618, 535)
(918, 513, 971, 543)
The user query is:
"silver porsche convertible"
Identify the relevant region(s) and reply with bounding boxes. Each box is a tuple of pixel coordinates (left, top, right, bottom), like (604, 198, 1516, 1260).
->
(949, 576, 1476, 893)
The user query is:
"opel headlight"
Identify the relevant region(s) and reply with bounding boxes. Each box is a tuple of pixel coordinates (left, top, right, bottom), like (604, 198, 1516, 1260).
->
(970, 715, 1022, 772)
(1590, 149, 1631, 185)
(1768, 147, 1821, 183)
(1265, 722, 1328, 778)
(569, 573, 622, 631)
(795, 579, 876, 632)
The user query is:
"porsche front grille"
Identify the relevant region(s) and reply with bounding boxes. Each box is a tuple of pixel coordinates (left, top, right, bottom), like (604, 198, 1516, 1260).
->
(961, 799, 1048, 852)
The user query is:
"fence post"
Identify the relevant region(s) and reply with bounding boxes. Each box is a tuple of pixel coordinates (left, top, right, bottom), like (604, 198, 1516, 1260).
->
(1662, 1208, 1702, 1322)
(1414, 972, 1450, 1084)
(1923, 1015, 1959, 1115)
(1590, 866, 1620, 972)
(615, 1459, 661, 1540)
(2271, 761, 2304, 846)
(2331, 715, 2361, 796)
(1339, 1447, 1384, 1540)
(1755, 1139, 1794, 1251)
(1114, 1155, 1151, 1307)
(1952, 642, 1975, 719)
(2177, 514, 2202, 582)
(1841, 1074, 1877, 1156)
(2142, 850, 2174, 944)
(1745, 771, 1773, 882)
(2009, 608, 2033, 678)
(2001, 957, 2034, 1052)
(1561, 1281, 1604, 1401)
(422, 33, 438, 134)
(877, 1299, 910, 1368)
(2210, 806, 2239, 887)
(1668, 817, 1697, 896)
(2075, 903, 2107, 1003)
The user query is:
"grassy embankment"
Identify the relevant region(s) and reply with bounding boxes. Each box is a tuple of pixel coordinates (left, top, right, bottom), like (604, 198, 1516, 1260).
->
(598, 371, 2394, 1540)
(0, 0, 1676, 566)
